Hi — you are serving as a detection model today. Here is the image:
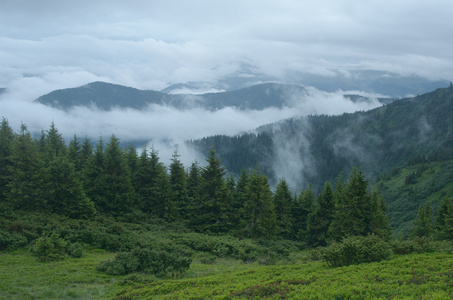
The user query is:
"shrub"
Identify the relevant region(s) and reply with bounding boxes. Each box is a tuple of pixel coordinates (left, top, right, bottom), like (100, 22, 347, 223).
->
(30, 233, 68, 262)
(67, 242, 83, 258)
(97, 247, 192, 277)
(322, 235, 392, 267)
(0, 230, 29, 250)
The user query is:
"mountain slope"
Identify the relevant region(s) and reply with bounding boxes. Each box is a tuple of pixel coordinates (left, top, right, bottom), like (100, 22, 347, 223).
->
(34, 81, 382, 111)
(189, 84, 453, 189)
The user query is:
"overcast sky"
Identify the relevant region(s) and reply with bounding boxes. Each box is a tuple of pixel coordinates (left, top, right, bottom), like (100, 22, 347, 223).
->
(0, 0, 452, 165)
(1, 0, 452, 95)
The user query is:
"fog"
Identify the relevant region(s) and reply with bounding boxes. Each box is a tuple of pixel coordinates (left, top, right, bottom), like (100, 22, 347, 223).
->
(0, 84, 384, 167)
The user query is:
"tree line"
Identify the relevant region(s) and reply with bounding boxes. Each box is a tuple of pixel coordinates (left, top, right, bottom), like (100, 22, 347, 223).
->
(0, 118, 392, 245)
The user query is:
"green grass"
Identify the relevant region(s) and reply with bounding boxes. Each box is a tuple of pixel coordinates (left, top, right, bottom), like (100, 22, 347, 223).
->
(0, 249, 119, 299)
(1, 248, 453, 299)
(116, 252, 453, 299)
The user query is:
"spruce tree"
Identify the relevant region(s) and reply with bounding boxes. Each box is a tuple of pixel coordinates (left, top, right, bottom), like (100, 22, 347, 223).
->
(306, 181, 335, 247)
(291, 185, 314, 242)
(79, 137, 93, 171)
(0, 118, 14, 203)
(169, 150, 189, 221)
(103, 134, 134, 215)
(436, 199, 453, 240)
(47, 155, 95, 218)
(328, 167, 368, 240)
(7, 123, 48, 210)
(412, 202, 433, 238)
(135, 148, 171, 219)
(43, 122, 67, 163)
(68, 134, 82, 172)
(83, 137, 108, 212)
(193, 149, 229, 233)
(243, 167, 277, 239)
(273, 178, 293, 239)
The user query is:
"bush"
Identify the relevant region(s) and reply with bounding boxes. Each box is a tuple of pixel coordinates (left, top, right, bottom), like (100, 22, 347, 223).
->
(97, 247, 192, 277)
(30, 233, 68, 262)
(67, 242, 83, 258)
(0, 230, 29, 250)
(322, 235, 392, 267)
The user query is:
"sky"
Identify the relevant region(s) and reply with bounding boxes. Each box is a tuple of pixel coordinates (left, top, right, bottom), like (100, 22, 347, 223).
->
(1, 0, 452, 164)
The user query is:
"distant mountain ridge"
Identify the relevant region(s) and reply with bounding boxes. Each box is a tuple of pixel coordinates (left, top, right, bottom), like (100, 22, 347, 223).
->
(35, 81, 386, 111)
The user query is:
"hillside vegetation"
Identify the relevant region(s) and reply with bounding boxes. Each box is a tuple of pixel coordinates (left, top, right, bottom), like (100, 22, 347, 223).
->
(1, 85, 453, 299)
(191, 84, 453, 190)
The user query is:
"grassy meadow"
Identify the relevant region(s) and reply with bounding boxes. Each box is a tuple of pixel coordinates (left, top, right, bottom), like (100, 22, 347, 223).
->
(1, 247, 453, 299)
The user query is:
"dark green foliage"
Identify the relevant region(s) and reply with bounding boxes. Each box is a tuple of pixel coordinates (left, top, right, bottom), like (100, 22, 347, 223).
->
(7, 123, 48, 210)
(291, 185, 314, 242)
(242, 167, 277, 239)
(328, 167, 390, 241)
(273, 178, 293, 239)
(102, 135, 134, 215)
(412, 202, 434, 238)
(170, 233, 262, 262)
(0, 118, 14, 203)
(322, 235, 392, 267)
(42, 122, 67, 163)
(135, 148, 172, 219)
(68, 134, 83, 173)
(169, 150, 189, 221)
(30, 233, 68, 262)
(191, 149, 229, 233)
(0, 230, 28, 250)
(47, 155, 95, 218)
(83, 137, 108, 211)
(67, 242, 83, 258)
(306, 182, 335, 247)
(97, 247, 192, 277)
(435, 198, 453, 240)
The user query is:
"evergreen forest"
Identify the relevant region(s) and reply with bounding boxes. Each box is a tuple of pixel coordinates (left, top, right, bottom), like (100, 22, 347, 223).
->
(1, 86, 453, 299)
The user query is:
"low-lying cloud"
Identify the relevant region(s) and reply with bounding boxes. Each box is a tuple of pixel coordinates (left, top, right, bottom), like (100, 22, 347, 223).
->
(0, 84, 383, 166)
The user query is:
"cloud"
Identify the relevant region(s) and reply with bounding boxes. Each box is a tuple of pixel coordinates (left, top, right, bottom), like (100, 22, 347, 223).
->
(0, 83, 383, 169)
(1, 0, 453, 98)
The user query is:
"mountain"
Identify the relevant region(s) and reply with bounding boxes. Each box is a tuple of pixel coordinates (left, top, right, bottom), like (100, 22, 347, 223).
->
(189, 84, 453, 189)
(35, 81, 386, 111)
(161, 68, 449, 98)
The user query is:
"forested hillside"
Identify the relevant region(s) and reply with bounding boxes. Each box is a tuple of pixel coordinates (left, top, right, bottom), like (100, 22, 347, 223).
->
(190, 84, 453, 191)
(0, 119, 390, 243)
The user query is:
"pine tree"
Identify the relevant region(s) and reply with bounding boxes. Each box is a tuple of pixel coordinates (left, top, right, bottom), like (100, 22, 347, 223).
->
(273, 178, 293, 239)
(43, 122, 67, 163)
(135, 148, 171, 219)
(83, 137, 108, 212)
(328, 167, 374, 240)
(243, 167, 277, 239)
(7, 123, 48, 210)
(367, 191, 391, 239)
(412, 202, 433, 238)
(169, 150, 189, 221)
(306, 181, 335, 247)
(79, 137, 93, 171)
(192, 149, 229, 233)
(47, 155, 95, 218)
(291, 185, 314, 242)
(224, 173, 241, 233)
(68, 134, 82, 172)
(436, 199, 453, 240)
(103, 134, 134, 215)
(0, 118, 14, 203)
(186, 161, 201, 224)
